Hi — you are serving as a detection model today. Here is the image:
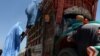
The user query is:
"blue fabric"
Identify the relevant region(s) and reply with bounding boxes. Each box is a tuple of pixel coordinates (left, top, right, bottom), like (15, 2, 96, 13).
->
(65, 18, 81, 27)
(2, 22, 22, 56)
(26, 0, 42, 27)
(61, 22, 82, 37)
(35, 9, 42, 24)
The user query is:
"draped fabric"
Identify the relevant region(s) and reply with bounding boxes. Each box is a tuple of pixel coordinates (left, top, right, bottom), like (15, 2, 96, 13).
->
(2, 22, 22, 56)
(26, 0, 42, 28)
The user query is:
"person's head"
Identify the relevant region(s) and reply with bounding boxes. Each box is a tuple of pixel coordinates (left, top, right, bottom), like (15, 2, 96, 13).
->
(83, 18, 89, 24)
(76, 15, 84, 22)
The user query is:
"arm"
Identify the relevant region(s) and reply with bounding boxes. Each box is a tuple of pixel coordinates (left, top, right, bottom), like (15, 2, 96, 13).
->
(20, 32, 26, 42)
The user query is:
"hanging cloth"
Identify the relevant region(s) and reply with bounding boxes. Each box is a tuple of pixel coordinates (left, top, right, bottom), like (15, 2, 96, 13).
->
(2, 22, 22, 56)
(26, 0, 43, 28)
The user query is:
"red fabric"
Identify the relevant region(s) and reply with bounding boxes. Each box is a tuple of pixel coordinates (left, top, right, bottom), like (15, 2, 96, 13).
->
(56, 0, 64, 24)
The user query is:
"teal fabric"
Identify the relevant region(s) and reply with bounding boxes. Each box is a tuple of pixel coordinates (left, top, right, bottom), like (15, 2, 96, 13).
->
(1, 22, 22, 56)
(90, 21, 100, 24)
(61, 21, 100, 37)
(94, 46, 100, 56)
(61, 22, 82, 37)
